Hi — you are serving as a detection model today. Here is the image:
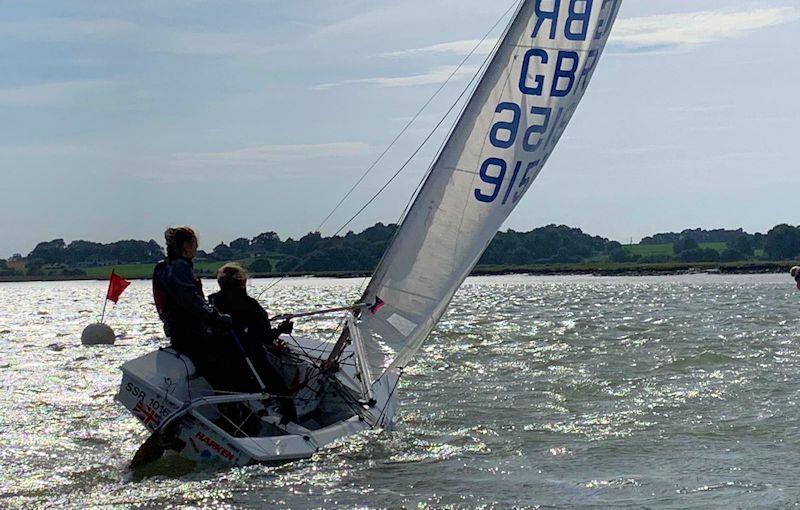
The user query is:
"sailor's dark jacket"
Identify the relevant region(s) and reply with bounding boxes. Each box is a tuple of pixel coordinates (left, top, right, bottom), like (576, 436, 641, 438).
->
(152, 257, 227, 351)
(208, 288, 281, 349)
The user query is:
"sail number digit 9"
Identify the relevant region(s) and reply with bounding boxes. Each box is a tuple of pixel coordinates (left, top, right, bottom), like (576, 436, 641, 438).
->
(474, 158, 506, 203)
(474, 159, 543, 205)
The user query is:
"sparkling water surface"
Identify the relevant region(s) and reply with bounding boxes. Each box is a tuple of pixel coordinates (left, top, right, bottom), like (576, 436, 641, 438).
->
(1, 274, 799, 509)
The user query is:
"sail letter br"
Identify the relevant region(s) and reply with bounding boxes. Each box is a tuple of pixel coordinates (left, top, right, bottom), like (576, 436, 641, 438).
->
(533, 0, 618, 42)
(354, 0, 622, 380)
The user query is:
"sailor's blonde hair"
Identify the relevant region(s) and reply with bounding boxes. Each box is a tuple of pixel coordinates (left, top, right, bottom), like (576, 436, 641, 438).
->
(791, 266, 800, 279)
(217, 262, 248, 290)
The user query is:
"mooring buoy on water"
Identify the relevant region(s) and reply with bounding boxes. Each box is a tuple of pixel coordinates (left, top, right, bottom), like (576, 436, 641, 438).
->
(82, 269, 131, 346)
(81, 323, 116, 345)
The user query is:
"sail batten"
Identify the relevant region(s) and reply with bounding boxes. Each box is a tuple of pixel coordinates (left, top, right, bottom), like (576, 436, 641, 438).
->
(357, 0, 622, 380)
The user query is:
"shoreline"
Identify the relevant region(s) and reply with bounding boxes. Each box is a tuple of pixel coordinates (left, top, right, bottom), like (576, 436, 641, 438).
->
(0, 261, 794, 283)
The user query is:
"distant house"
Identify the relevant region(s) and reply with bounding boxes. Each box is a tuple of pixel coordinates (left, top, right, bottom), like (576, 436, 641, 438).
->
(75, 259, 119, 268)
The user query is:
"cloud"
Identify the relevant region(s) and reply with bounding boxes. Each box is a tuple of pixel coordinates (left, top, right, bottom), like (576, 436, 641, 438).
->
(141, 142, 373, 182)
(314, 65, 479, 90)
(0, 18, 139, 42)
(0, 80, 114, 107)
(381, 39, 499, 58)
(160, 30, 273, 56)
(668, 104, 736, 114)
(0, 17, 276, 57)
(0, 144, 98, 158)
(610, 7, 800, 53)
(174, 142, 371, 167)
(603, 145, 682, 156)
(310, 4, 404, 41)
(381, 7, 800, 58)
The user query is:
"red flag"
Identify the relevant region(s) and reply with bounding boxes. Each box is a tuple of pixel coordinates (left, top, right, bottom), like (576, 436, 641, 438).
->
(106, 270, 131, 304)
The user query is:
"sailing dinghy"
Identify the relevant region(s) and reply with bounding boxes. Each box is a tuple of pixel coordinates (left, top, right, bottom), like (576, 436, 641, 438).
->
(117, 0, 621, 467)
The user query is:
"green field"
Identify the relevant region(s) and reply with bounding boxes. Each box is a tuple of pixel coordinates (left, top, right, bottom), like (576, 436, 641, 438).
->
(3, 258, 795, 283)
(83, 261, 228, 279)
(82, 257, 288, 279)
(7, 242, 780, 283)
(623, 242, 729, 256)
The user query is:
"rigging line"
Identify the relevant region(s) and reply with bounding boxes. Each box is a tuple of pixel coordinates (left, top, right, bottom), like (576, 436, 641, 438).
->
(341, 15, 510, 359)
(288, 333, 325, 366)
(356, 103, 458, 295)
(214, 407, 276, 458)
(327, 3, 521, 243)
(452, 9, 522, 278)
(283, 333, 340, 394)
(357, 19, 509, 297)
(274, 342, 354, 367)
(255, 0, 520, 299)
(351, 32, 506, 294)
(314, 0, 521, 235)
(308, 308, 349, 356)
(327, 376, 372, 422)
(372, 368, 404, 430)
(328, 58, 486, 243)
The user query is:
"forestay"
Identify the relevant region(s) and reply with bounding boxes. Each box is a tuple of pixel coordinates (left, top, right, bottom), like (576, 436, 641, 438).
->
(356, 0, 622, 380)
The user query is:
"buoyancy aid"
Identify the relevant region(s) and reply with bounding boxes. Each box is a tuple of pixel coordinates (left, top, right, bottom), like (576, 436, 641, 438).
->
(152, 258, 219, 344)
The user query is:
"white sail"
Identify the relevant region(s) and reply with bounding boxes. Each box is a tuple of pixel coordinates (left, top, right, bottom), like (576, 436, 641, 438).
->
(357, 0, 622, 379)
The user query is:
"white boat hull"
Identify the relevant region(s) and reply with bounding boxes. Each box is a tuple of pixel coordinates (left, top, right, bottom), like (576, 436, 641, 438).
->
(116, 335, 399, 467)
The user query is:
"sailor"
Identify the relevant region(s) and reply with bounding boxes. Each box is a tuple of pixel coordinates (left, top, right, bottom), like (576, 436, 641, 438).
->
(791, 266, 800, 290)
(209, 263, 297, 421)
(152, 227, 256, 393)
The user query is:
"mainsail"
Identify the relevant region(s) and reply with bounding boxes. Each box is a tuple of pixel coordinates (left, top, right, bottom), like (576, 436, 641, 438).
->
(355, 0, 622, 380)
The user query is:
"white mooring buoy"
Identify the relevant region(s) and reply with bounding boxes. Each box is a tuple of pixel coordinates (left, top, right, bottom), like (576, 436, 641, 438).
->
(81, 322, 116, 346)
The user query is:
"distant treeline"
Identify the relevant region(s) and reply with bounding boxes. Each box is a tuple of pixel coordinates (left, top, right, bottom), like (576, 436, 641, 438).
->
(211, 223, 398, 273)
(11, 239, 164, 276)
(637, 226, 800, 261)
(641, 228, 767, 246)
(3, 223, 800, 278)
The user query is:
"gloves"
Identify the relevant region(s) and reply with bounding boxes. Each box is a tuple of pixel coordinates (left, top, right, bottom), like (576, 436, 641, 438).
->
(219, 314, 233, 327)
(277, 319, 293, 335)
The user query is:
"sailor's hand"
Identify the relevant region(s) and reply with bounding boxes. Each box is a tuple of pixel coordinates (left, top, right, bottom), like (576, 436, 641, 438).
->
(321, 360, 339, 374)
(277, 319, 293, 335)
(265, 338, 289, 355)
(219, 314, 233, 327)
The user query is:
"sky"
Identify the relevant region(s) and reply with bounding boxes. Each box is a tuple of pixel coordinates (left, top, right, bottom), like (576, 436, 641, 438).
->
(1, 0, 798, 256)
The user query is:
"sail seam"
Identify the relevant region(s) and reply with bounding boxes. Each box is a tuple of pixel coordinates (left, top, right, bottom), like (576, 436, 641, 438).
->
(380, 284, 440, 304)
(359, 0, 522, 301)
(354, 0, 622, 378)
(503, 43, 608, 52)
(452, 6, 526, 274)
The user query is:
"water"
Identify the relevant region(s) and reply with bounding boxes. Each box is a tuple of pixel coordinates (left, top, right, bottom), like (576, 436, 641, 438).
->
(1, 274, 799, 509)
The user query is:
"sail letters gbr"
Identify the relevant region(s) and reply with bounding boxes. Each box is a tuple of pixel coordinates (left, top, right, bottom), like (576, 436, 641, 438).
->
(473, 0, 620, 206)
